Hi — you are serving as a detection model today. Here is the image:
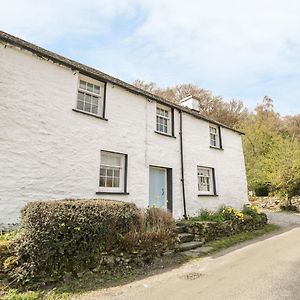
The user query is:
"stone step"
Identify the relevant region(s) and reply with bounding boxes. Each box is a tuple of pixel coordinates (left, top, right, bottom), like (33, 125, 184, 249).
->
(177, 241, 203, 252)
(181, 246, 214, 257)
(175, 225, 188, 234)
(176, 221, 187, 227)
(178, 233, 194, 243)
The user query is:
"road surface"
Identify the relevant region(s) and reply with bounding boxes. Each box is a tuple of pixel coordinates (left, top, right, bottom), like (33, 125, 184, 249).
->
(77, 213, 300, 300)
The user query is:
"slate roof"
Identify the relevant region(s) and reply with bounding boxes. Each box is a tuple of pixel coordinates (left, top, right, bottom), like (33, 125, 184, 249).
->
(0, 30, 243, 135)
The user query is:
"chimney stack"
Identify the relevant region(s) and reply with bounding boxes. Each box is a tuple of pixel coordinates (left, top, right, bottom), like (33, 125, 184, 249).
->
(179, 95, 202, 112)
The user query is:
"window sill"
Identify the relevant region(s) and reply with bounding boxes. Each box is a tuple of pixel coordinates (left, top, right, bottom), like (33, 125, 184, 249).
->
(154, 131, 176, 138)
(96, 192, 130, 195)
(72, 109, 108, 121)
(198, 194, 219, 197)
(210, 146, 223, 151)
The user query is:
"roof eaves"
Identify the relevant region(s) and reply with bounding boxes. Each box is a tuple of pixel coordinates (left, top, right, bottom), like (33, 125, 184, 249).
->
(0, 30, 244, 135)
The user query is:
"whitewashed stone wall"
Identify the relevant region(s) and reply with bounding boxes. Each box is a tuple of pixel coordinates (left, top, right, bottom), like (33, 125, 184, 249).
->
(0, 44, 248, 228)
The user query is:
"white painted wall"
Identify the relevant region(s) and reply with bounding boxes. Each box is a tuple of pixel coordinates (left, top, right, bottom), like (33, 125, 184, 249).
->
(0, 44, 248, 228)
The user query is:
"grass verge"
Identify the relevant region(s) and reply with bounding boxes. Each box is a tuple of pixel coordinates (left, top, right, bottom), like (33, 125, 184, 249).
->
(0, 224, 279, 300)
(0, 254, 187, 300)
(206, 224, 279, 253)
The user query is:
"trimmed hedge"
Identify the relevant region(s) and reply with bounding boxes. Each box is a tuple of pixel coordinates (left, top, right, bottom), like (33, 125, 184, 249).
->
(5, 200, 176, 285)
(8, 200, 142, 283)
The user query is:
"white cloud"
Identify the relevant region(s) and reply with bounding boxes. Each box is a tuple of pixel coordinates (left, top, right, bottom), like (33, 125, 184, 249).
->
(0, 0, 137, 44)
(136, 0, 300, 82)
(1, 0, 300, 113)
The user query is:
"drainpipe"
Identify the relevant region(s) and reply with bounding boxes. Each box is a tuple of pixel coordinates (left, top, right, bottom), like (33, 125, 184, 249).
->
(179, 110, 187, 219)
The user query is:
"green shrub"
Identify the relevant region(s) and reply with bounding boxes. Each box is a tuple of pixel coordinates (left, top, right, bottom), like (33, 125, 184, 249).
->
(188, 209, 225, 222)
(241, 204, 259, 216)
(7, 201, 177, 286)
(219, 206, 245, 222)
(9, 200, 142, 284)
(189, 205, 267, 225)
(1, 289, 40, 300)
(254, 185, 269, 196)
(0, 239, 13, 276)
(0, 230, 19, 242)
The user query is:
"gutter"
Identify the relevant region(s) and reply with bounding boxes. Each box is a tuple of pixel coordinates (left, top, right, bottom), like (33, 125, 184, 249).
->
(179, 111, 187, 219)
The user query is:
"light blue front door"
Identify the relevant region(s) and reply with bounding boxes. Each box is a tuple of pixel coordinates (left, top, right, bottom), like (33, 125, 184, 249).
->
(149, 167, 167, 209)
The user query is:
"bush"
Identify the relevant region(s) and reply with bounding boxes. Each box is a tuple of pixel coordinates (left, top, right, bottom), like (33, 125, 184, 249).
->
(219, 206, 244, 222)
(121, 207, 176, 254)
(190, 206, 245, 223)
(188, 209, 225, 222)
(8, 200, 142, 284)
(185, 205, 268, 243)
(7, 201, 177, 286)
(254, 185, 269, 197)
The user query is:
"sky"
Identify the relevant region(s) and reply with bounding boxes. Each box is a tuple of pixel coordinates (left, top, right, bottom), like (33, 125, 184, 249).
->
(1, 0, 300, 115)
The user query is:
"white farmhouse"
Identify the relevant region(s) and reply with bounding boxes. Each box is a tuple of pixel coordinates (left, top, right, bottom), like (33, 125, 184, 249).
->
(0, 31, 248, 229)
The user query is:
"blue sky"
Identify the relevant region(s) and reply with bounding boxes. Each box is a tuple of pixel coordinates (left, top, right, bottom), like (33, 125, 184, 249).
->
(1, 0, 300, 115)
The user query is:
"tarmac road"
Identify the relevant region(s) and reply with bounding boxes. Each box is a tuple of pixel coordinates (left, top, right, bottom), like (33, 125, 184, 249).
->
(77, 213, 300, 300)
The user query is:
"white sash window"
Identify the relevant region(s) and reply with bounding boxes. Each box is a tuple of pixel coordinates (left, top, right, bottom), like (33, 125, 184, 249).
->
(77, 75, 105, 117)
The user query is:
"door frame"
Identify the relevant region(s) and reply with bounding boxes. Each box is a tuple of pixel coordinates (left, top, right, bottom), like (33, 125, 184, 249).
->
(149, 165, 173, 213)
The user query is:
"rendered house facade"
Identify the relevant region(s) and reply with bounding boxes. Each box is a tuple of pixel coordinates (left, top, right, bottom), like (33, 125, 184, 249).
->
(0, 31, 248, 229)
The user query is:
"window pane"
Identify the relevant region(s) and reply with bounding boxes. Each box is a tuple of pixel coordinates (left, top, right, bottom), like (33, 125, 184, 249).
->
(78, 91, 84, 101)
(92, 105, 98, 114)
(84, 101, 91, 112)
(99, 176, 105, 187)
(113, 177, 120, 187)
(85, 94, 91, 103)
(210, 127, 217, 134)
(94, 85, 100, 94)
(87, 83, 93, 92)
(92, 96, 99, 105)
(106, 177, 113, 187)
(101, 153, 122, 167)
(99, 152, 125, 190)
(80, 80, 86, 89)
(77, 100, 84, 110)
(198, 167, 213, 192)
(114, 169, 120, 177)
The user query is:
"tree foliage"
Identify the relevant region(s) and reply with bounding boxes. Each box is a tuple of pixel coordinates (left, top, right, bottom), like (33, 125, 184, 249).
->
(133, 80, 248, 128)
(239, 96, 300, 199)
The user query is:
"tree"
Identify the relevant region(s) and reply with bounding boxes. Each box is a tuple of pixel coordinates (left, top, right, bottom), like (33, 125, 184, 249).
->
(263, 134, 300, 204)
(239, 97, 281, 192)
(132, 80, 248, 128)
(282, 114, 300, 141)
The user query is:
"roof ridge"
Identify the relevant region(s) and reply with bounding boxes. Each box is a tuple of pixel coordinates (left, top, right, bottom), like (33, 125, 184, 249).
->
(0, 30, 243, 135)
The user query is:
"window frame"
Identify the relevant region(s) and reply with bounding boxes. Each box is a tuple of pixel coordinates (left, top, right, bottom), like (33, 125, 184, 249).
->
(155, 104, 174, 137)
(75, 74, 106, 119)
(209, 124, 222, 149)
(98, 150, 128, 194)
(197, 166, 217, 196)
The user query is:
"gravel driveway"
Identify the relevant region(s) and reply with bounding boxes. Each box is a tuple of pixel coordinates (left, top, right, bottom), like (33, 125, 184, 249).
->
(265, 210, 300, 228)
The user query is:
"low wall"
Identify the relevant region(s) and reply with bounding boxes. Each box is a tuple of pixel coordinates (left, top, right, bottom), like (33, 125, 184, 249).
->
(184, 214, 268, 243)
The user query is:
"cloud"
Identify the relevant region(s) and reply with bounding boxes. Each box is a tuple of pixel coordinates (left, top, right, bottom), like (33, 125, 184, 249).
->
(1, 0, 300, 114)
(137, 0, 300, 80)
(0, 0, 138, 44)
